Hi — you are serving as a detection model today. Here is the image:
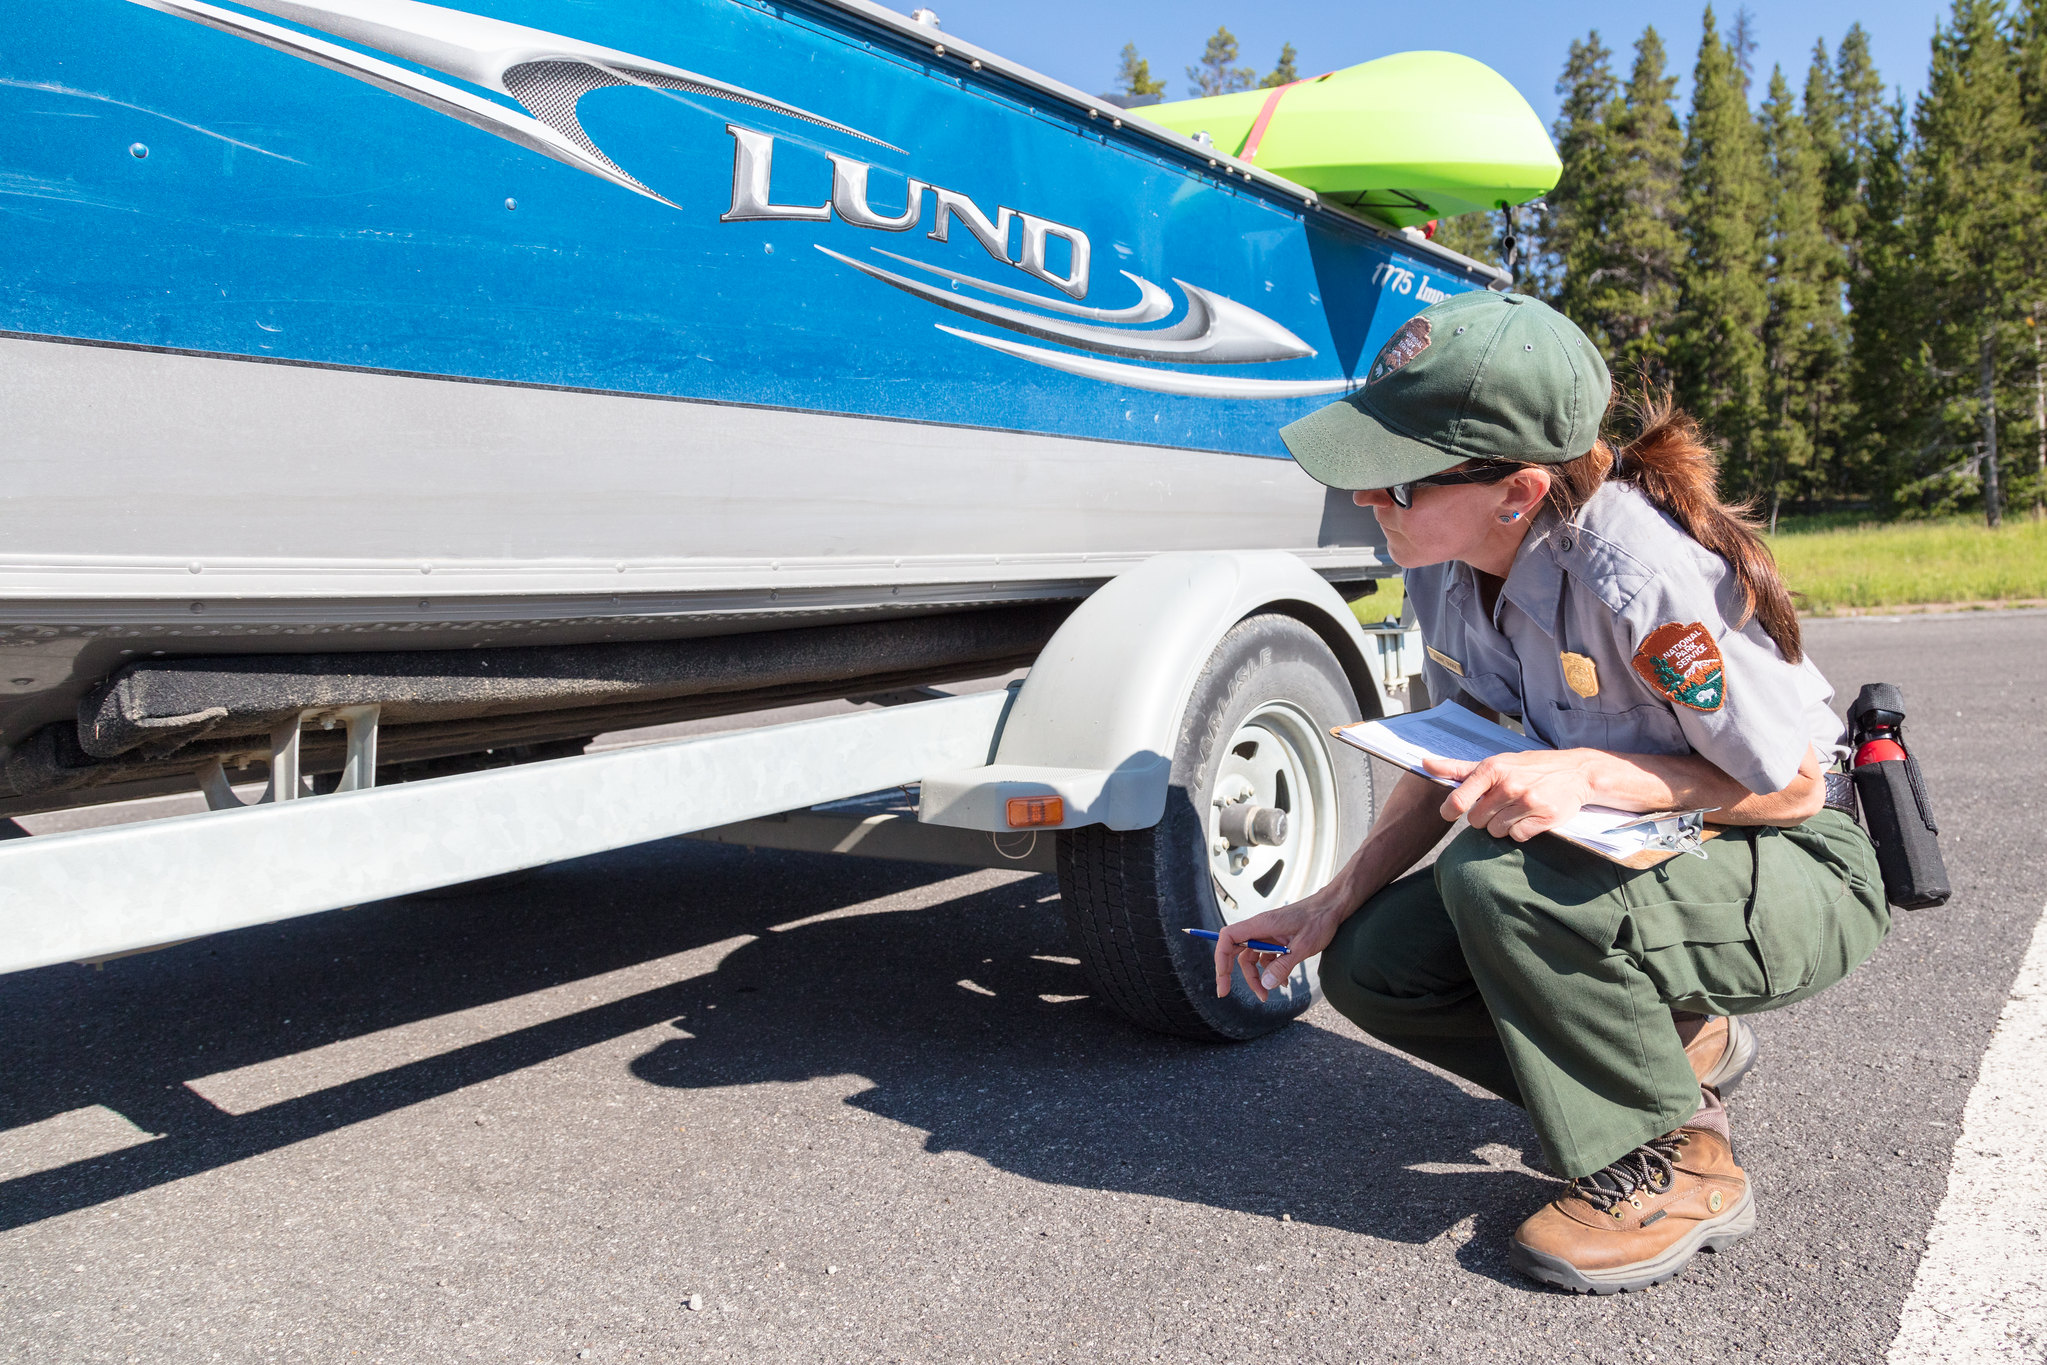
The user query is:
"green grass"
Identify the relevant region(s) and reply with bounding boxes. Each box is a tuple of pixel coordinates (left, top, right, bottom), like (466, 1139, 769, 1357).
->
(1343, 517, 2047, 623)
(1768, 516, 2047, 612)
(1348, 576, 1405, 627)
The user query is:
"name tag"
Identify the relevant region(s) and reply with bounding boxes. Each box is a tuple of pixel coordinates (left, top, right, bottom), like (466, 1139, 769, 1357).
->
(1425, 645, 1465, 677)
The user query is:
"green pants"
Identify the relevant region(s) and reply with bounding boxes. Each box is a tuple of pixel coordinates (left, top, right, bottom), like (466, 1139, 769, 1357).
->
(1319, 810, 1890, 1178)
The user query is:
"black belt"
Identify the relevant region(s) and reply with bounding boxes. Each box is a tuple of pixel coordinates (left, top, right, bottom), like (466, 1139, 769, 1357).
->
(1824, 771, 1859, 819)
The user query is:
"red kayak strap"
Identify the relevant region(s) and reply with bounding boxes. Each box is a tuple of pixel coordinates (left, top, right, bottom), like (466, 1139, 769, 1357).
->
(1239, 72, 1331, 164)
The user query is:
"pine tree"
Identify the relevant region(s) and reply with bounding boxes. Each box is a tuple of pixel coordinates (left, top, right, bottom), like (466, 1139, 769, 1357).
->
(1261, 43, 1300, 89)
(1846, 98, 1927, 504)
(1429, 210, 1507, 266)
(1758, 65, 1836, 525)
(1835, 26, 1891, 196)
(1804, 41, 1849, 238)
(1908, 0, 2039, 525)
(1188, 28, 1256, 97)
(1730, 7, 1760, 93)
(1818, 26, 1891, 283)
(1116, 43, 1165, 99)
(1673, 7, 1771, 490)
(2017, 0, 2047, 128)
(1790, 41, 1858, 504)
(2015, 0, 2047, 509)
(1594, 28, 1687, 389)
(1538, 33, 1620, 313)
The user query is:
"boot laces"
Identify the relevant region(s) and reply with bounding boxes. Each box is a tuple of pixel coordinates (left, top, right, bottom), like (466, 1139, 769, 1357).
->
(1569, 1132, 1689, 1213)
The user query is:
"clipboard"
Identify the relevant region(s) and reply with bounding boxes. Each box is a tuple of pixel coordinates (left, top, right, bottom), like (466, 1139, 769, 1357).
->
(1330, 703, 1721, 869)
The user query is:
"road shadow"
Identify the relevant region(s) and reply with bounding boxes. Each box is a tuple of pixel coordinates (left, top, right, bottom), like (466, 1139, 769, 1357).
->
(0, 839, 964, 1230)
(0, 839, 1554, 1277)
(626, 862, 1554, 1275)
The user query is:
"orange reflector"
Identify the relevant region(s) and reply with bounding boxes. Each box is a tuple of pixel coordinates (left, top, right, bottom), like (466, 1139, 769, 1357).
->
(1005, 795, 1064, 828)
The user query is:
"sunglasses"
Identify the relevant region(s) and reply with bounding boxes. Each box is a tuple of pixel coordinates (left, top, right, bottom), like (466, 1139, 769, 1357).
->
(1383, 462, 1521, 509)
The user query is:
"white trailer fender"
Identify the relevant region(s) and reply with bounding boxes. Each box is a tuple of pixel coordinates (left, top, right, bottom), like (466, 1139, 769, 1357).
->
(917, 551, 1392, 832)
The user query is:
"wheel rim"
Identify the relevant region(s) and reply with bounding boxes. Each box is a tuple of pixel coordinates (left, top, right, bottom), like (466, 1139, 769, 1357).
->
(1205, 699, 1342, 923)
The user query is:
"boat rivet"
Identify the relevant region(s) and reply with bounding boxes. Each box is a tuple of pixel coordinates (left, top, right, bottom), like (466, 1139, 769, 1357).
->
(615, 562, 626, 572)
(420, 563, 432, 574)
(188, 562, 202, 574)
(418, 600, 429, 610)
(1112, 119, 1122, 129)
(504, 197, 517, 211)
(970, 59, 981, 70)
(1088, 109, 1098, 119)
(1208, 159, 1218, 168)
(129, 143, 148, 159)
(933, 43, 945, 55)
(189, 602, 205, 614)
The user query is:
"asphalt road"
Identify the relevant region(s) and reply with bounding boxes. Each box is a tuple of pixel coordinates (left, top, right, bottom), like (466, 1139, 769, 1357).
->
(2, 610, 2044, 1364)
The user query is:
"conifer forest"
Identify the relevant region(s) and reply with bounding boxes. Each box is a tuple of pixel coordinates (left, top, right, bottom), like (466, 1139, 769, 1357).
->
(1124, 3, 2047, 527)
(1447, 1, 2047, 527)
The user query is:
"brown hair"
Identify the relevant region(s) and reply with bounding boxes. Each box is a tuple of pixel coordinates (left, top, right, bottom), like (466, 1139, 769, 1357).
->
(1524, 392, 1803, 664)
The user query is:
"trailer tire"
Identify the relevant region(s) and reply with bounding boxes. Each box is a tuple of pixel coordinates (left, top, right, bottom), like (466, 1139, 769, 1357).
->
(1056, 611, 1373, 1041)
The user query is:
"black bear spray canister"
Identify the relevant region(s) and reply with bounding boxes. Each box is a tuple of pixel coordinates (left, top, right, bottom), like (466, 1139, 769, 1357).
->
(1848, 684, 1950, 910)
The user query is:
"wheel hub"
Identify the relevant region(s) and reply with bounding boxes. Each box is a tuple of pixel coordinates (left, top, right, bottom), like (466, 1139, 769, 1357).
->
(1206, 699, 1342, 921)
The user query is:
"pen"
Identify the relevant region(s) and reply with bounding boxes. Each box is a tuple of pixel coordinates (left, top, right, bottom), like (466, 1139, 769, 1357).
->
(1183, 927, 1293, 955)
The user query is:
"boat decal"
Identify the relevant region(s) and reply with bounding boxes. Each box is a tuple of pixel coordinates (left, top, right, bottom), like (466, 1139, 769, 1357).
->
(725, 128, 1094, 299)
(125, 0, 1361, 400)
(124, 0, 898, 209)
(934, 327, 1360, 399)
(817, 247, 1314, 366)
(859, 251, 1174, 325)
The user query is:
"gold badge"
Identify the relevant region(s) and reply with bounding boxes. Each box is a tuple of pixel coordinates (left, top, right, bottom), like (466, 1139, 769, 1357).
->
(1560, 651, 1599, 698)
(1425, 645, 1464, 677)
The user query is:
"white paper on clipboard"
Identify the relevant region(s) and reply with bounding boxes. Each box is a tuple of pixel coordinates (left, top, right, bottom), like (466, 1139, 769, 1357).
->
(1331, 702, 1713, 865)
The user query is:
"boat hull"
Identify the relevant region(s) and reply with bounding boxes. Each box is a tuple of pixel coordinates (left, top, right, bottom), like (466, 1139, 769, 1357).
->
(1, 0, 1492, 804)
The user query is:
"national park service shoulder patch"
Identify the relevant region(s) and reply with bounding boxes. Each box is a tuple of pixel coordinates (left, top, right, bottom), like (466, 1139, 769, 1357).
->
(1367, 317, 1431, 385)
(1631, 622, 1726, 712)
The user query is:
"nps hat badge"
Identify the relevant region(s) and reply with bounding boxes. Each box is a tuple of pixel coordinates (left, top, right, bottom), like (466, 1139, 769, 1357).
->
(1278, 292, 1612, 492)
(1366, 317, 1431, 385)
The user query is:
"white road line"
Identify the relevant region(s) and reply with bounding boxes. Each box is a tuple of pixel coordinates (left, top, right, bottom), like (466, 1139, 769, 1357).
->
(1890, 898, 2047, 1363)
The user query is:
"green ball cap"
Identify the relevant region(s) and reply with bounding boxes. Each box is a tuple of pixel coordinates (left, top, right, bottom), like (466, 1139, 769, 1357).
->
(1279, 291, 1611, 491)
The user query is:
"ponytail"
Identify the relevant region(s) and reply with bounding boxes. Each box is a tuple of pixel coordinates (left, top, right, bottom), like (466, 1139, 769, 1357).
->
(1534, 392, 1803, 664)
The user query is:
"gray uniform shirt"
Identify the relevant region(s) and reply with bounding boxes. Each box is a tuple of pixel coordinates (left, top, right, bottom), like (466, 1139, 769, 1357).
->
(1405, 482, 1845, 795)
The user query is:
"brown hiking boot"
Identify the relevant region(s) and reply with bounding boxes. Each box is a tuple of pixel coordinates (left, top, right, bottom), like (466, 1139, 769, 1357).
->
(1681, 1014, 1758, 1095)
(1509, 1128, 1754, 1294)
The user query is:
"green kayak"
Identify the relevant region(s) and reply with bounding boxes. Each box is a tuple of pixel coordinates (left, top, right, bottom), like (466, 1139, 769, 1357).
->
(1144, 51, 1559, 228)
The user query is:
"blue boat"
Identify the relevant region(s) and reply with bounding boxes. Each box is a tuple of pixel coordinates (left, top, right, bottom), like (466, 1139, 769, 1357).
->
(0, 0, 1505, 810)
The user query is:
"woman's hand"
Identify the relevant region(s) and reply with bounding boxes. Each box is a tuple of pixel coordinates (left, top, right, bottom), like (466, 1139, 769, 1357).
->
(1209, 768, 1467, 1003)
(1211, 890, 1351, 1003)
(1425, 749, 1600, 841)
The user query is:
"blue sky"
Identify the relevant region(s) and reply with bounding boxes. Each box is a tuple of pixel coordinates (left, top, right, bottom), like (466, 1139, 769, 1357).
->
(925, 0, 1957, 124)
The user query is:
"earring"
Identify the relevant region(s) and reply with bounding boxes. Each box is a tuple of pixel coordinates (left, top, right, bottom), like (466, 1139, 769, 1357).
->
(1498, 510, 1523, 523)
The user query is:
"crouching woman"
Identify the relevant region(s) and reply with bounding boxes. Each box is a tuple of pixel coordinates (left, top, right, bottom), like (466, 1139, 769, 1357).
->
(1214, 291, 1888, 1294)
